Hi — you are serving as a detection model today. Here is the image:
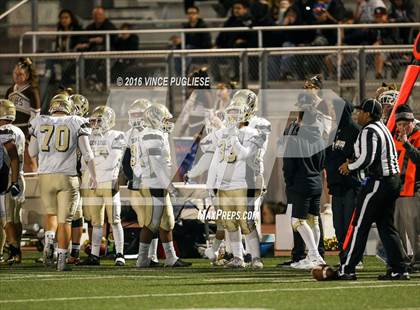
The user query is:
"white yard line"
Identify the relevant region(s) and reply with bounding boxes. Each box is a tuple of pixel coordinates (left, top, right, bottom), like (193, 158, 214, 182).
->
(1, 283, 419, 304)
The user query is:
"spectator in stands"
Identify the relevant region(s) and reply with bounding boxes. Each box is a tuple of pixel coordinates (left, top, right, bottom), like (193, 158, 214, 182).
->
(183, 6, 212, 49)
(270, 0, 291, 24)
(355, 0, 386, 23)
(389, 0, 418, 44)
(78, 7, 117, 52)
(367, 7, 401, 79)
(250, 0, 275, 26)
(5, 57, 40, 172)
(55, 9, 84, 52)
(112, 24, 139, 83)
(114, 23, 139, 51)
(309, 0, 346, 45)
(80, 7, 117, 90)
(216, 0, 257, 48)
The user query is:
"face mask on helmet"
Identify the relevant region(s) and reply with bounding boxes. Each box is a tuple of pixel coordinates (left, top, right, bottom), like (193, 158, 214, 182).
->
(232, 90, 258, 120)
(91, 106, 115, 133)
(225, 106, 244, 128)
(377, 90, 399, 107)
(162, 119, 174, 133)
(128, 109, 145, 128)
(70, 94, 89, 117)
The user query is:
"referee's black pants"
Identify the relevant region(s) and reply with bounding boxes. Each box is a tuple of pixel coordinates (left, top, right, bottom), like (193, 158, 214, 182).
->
(339, 175, 407, 274)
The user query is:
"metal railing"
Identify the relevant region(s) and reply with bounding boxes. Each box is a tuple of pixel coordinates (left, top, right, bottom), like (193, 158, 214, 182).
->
(18, 22, 420, 89)
(0, 0, 29, 21)
(1, 44, 414, 114)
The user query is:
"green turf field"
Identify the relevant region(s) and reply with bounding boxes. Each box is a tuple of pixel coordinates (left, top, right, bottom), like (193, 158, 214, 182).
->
(0, 253, 419, 310)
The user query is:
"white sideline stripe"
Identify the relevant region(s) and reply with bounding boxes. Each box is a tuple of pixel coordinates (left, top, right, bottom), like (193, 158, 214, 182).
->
(1, 283, 420, 304)
(0, 274, 186, 282)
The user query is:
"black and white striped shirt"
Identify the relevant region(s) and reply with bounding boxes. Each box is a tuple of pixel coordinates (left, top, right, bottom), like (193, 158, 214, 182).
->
(348, 121, 400, 177)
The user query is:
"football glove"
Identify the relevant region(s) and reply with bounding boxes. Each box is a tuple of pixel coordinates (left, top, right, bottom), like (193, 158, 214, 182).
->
(8, 182, 21, 198)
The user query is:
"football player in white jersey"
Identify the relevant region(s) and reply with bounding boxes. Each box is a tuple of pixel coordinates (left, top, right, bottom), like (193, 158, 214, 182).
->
(207, 102, 264, 268)
(123, 98, 162, 266)
(0, 100, 24, 264)
(67, 94, 90, 264)
(28, 95, 97, 271)
(229, 90, 271, 263)
(136, 103, 191, 267)
(79, 106, 126, 266)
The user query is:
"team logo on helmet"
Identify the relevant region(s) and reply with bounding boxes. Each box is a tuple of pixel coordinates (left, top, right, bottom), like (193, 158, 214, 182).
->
(144, 103, 174, 132)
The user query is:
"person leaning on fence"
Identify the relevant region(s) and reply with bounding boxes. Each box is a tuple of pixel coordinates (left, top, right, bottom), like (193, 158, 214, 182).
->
(393, 104, 420, 272)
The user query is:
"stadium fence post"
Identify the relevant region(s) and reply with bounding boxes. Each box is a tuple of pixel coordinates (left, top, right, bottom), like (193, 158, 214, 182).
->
(358, 47, 366, 103)
(31, 0, 38, 53)
(259, 50, 268, 116)
(167, 52, 175, 114)
(337, 27, 342, 84)
(240, 50, 249, 89)
(105, 34, 111, 90)
(78, 55, 85, 94)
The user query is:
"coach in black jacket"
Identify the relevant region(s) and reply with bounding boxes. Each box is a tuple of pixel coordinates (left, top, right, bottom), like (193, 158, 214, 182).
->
(326, 101, 360, 251)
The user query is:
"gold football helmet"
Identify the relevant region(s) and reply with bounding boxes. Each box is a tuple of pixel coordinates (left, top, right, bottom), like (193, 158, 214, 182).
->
(224, 103, 247, 127)
(49, 94, 73, 115)
(90, 106, 116, 133)
(128, 98, 152, 128)
(0, 99, 16, 122)
(144, 103, 173, 132)
(70, 94, 89, 117)
(231, 89, 258, 122)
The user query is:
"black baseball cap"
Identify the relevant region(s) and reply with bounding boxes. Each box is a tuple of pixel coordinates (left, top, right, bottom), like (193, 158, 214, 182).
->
(355, 98, 383, 118)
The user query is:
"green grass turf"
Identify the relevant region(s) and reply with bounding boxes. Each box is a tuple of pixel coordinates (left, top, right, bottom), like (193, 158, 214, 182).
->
(0, 253, 419, 310)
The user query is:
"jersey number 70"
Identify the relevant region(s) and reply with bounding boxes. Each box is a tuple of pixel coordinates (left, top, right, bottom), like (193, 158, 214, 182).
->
(40, 124, 70, 152)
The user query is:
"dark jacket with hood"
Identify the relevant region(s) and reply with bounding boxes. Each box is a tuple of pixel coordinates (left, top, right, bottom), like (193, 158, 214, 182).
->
(325, 100, 361, 196)
(283, 111, 326, 196)
(216, 13, 257, 48)
(183, 18, 212, 49)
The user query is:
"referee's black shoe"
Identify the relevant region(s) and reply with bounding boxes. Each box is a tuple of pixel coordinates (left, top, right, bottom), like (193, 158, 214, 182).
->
(335, 270, 357, 281)
(378, 271, 410, 280)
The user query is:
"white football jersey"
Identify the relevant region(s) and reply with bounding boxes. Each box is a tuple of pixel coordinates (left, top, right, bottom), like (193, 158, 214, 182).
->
(136, 127, 172, 189)
(87, 130, 125, 183)
(248, 116, 271, 176)
(125, 127, 143, 187)
(30, 115, 90, 175)
(207, 126, 261, 190)
(0, 124, 25, 174)
(188, 131, 216, 179)
(0, 126, 15, 166)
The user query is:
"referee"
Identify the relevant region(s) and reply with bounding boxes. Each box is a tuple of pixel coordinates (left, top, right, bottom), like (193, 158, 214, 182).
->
(336, 98, 409, 280)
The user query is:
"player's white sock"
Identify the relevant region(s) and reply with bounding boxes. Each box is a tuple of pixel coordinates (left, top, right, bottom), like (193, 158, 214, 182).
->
(148, 238, 158, 262)
(211, 238, 222, 253)
(311, 222, 321, 249)
(224, 229, 232, 253)
(0, 227, 5, 256)
(137, 242, 151, 267)
(45, 230, 55, 247)
(111, 223, 124, 255)
(91, 226, 102, 257)
(244, 229, 260, 259)
(227, 230, 243, 260)
(295, 220, 318, 258)
(162, 241, 178, 266)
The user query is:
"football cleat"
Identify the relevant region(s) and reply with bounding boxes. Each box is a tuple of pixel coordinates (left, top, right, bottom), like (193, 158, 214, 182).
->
(79, 254, 100, 266)
(336, 271, 357, 281)
(114, 253, 126, 266)
(0, 255, 4, 263)
(57, 253, 72, 272)
(43, 244, 55, 267)
(251, 257, 264, 269)
(149, 260, 164, 268)
(67, 255, 80, 265)
(166, 259, 192, 267)
(6, 245, 21, 265)
(378, 271, 410, 281)
(0, 99, 16, 121)
(224, 257, 245, 268)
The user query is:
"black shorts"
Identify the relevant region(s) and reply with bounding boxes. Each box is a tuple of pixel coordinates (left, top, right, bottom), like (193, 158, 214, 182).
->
(289, 191, 321, 219)
(0, 162, 9, 193)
